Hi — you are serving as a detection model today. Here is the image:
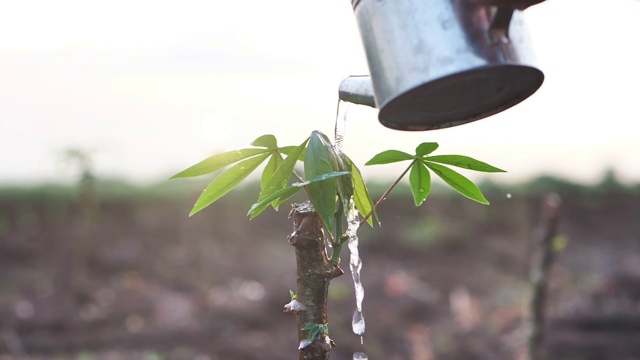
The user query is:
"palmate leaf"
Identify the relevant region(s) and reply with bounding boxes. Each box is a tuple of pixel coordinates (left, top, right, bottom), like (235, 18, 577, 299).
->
(425, 155, 505, 173)
(365, 150, 414, 165)
(251, 138, 309, 218)
(170, 148, 269, 179)
(258, 138, 308, 203)
(410, 160, 431, 206)
(189, 153, 271, 216)
(305, 131, 338, 235)
(424, 162, 489, 205)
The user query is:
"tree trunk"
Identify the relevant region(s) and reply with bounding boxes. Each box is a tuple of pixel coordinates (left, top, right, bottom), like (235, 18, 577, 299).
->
(528, 194, 562, 360)
(285, 202, 343, 360)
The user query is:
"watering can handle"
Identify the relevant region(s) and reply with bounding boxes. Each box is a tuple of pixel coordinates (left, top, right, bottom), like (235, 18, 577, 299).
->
(469, 0, 546, 11)
(469, 0, 546, 41)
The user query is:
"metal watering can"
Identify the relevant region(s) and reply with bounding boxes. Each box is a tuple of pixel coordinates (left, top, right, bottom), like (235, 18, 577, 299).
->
(339, 0, 546, 131)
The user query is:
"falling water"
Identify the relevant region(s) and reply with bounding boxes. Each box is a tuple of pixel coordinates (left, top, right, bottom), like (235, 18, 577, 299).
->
(347, 200, 365, 338)
(334, 100, 367, 352)
(334, 100, 350, 149)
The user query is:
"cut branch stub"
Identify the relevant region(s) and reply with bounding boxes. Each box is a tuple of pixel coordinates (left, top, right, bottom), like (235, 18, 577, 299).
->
(287, 202, 343, 360)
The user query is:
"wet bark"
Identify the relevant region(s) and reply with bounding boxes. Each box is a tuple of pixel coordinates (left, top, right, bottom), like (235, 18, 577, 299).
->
(286, 202, 343, 360)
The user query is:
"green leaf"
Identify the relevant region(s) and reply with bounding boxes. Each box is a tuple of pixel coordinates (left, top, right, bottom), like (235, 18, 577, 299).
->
(305, 131, 338, 234)
(261, 151, 283, 191)
(273, 187, 301, 209)
(410, 160, 431, 206)
(424, 155, 506, 173)
(424, 162, 489, 205)
(258, 138, 309, 206)
(171, 148, 269, 179)
(189, 153, 270, 216)
(415, 142, 439, 156)
(313, 132, 353, 220)
(293, 171, 349, 187)
(289, 290, 296, 300)
(248, 186, 301, 219)
(302, 323, 327, 341)
(334, 150, 354, 210)
(345, 155, 378, 227)
(251, 134, 277, 149)
(365, 150, 414, 165)
(280, 146, 306, 161)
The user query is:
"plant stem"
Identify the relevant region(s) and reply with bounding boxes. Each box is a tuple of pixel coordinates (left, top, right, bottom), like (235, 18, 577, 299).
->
(360, 159, 416, 226)
(330, 244, 342, 264)
(287, 202, 343, 360)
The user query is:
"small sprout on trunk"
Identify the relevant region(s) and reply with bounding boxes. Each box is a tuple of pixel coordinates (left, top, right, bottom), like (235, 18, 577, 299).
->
(303, 323, 329, 341)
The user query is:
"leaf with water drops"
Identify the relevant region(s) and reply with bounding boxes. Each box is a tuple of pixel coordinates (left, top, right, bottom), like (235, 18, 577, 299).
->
(170, 148, 269, 179)
(365, 150, 414, 165)
(410, 160, 431, 206)
(251, 134, 278, 149)
(189, 153, 271, 216)
(415, 142, 439, 156)
(424, 162, 489, 205)
(305, 131, 338, 235)
(424, 155, 505, 173)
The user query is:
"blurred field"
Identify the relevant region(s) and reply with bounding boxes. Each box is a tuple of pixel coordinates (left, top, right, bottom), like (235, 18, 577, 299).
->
(1, 175, 639, 360)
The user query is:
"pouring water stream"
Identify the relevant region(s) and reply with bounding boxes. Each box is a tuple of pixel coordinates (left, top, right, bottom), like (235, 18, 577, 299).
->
(334, 101, 367, 356)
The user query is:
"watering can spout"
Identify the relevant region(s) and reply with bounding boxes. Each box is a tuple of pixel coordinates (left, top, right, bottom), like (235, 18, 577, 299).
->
(343, 0, 547, 131)
(338, 76, 376, 108)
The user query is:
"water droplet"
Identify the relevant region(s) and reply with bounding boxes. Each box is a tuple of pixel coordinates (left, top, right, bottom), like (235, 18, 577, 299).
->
(506, 193, 512, 199)
(353, 352, 368, 360)
(418, 188, 425, 193)
(352, 309, 365, 335)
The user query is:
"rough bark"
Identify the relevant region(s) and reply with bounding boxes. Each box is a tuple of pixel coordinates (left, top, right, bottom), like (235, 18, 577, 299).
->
(285, 202, 343, 360)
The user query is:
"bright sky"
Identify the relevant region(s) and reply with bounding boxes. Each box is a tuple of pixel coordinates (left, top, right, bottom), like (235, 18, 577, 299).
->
(1, 0, 639, 185)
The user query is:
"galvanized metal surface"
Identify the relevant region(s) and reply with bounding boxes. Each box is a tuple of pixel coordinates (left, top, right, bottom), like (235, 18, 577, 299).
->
(343, 0, 545, 131)
(338, 76, 376, 108)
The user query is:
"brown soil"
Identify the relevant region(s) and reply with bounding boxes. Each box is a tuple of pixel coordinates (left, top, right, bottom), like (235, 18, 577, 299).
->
(1, 188, 639, 359)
